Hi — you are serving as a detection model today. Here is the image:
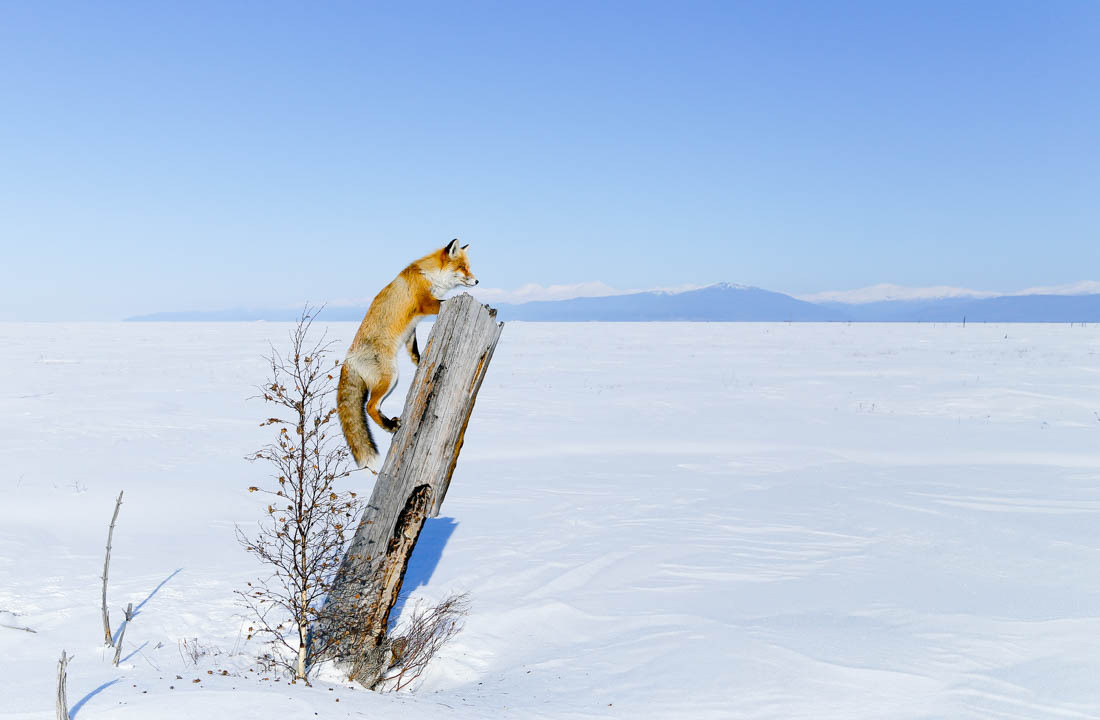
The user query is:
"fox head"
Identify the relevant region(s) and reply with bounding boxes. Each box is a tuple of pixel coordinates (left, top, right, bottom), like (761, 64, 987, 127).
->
(422, 238, 478, 298)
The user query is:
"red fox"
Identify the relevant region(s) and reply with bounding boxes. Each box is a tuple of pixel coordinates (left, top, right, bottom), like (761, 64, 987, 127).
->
(337, 239, 478, 469)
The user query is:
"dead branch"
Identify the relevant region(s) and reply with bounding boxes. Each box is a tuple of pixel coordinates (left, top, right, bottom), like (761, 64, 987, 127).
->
(102, 490, 123, 646)
(112, 603, 134, 666)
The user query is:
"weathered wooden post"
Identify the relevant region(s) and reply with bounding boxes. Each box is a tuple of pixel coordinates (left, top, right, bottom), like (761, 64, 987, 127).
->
(56, 650, 69, 720)
(326, 293, 502, 686)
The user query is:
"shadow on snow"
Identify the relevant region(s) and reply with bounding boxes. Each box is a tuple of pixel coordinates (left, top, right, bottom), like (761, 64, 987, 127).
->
(70, 678, 120, 719)
(110, 567, 183, 645)
(132, 568, 182, 618)
(388, 517, 458, 630)
(120, 640, 149, 665)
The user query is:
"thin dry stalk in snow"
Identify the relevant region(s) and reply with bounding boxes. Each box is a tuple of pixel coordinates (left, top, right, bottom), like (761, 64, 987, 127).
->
(178, 637, 216, 666)
(56, 651, 69, 720)
(102, 490, 123, 646)
(113, 603, 134, 667)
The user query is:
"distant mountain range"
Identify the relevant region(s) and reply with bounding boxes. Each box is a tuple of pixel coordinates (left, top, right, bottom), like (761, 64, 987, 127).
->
(125, 283, 1100, 323)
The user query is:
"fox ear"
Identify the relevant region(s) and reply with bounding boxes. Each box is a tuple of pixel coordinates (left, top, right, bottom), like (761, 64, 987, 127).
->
(445, 238, 460, 258)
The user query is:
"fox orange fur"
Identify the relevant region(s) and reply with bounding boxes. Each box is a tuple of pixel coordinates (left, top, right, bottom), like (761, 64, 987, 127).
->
(337, 239, 478, 469)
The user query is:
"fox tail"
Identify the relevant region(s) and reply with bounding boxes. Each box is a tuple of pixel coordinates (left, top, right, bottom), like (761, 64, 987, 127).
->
(337, 363, 378, 469)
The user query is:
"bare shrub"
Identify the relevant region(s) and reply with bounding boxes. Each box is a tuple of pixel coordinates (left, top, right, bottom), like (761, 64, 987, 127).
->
(236, 306, 364, 683)
(374, 592, 470, 692)
(178, 637, 219, 666)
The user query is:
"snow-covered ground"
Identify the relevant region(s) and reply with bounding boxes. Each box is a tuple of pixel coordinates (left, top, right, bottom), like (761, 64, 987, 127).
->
(3, 320, 1100, 719)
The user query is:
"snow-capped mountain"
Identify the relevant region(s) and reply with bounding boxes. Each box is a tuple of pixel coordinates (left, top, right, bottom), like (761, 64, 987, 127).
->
(493, 282, 844, 321)
(125, 281, 1100, 322)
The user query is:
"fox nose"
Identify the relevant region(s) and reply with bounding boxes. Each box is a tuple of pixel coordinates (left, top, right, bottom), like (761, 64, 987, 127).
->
(474, 279, 479, 285)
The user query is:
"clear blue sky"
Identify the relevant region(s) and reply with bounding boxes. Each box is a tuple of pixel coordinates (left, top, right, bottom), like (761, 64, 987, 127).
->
(1, 1, 1097, 319)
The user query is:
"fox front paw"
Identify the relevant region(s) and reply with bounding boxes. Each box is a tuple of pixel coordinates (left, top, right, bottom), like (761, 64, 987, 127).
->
(382, 416, 401, 433)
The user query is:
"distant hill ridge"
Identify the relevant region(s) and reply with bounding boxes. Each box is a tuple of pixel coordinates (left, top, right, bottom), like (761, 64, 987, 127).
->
(125, 283, 1100, 322)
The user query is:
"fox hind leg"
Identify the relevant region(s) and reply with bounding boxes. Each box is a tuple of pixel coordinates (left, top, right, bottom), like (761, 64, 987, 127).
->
(406, 331, 420, 366)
